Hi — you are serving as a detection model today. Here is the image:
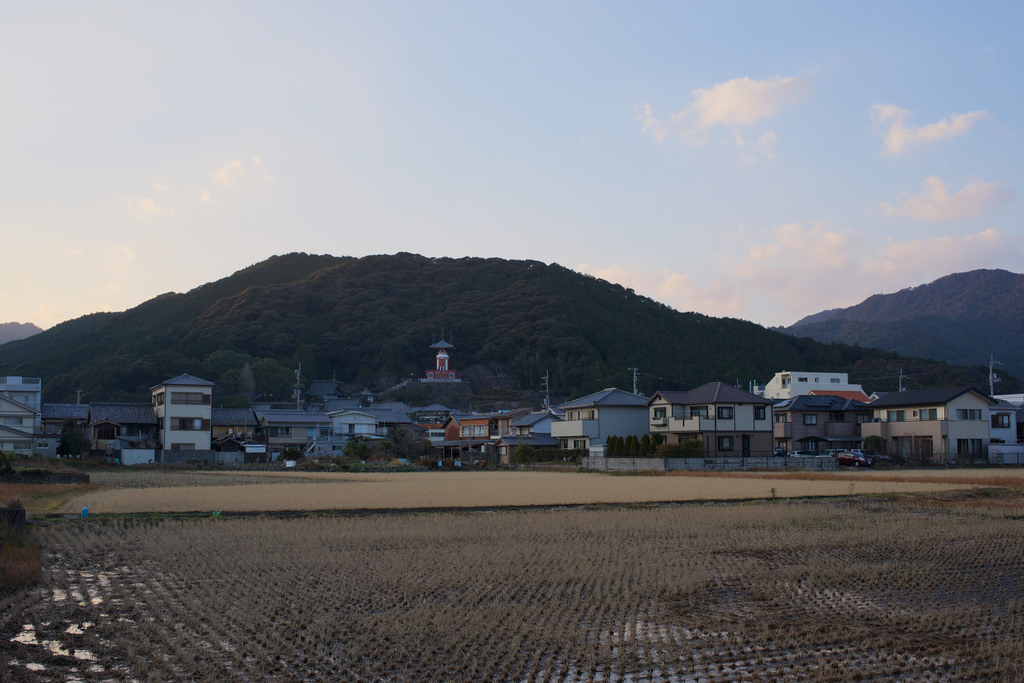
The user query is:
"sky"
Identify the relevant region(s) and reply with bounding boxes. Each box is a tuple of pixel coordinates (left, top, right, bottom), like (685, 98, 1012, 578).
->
(3, 1, 1021, 331)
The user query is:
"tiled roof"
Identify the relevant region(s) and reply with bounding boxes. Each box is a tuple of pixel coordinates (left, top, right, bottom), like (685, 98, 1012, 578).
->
(41, 404, 90, 421)
(780, 395, 869, 411)
(212, 408, 257, 426)
(254, 409, 331, 425)
(151, 373, 214, 390)
(869, 386, 994, 408)
(89, 402, 157, 425)
(808, 390, 871, 402)
(560, 388, 648, 409)
(650, 382, 770, 406)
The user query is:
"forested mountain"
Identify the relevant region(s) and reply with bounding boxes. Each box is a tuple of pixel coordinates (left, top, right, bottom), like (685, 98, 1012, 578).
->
(782, 269, 1024, 381)
(0, 322, 42, 345)
(0, 253, 1014, 406)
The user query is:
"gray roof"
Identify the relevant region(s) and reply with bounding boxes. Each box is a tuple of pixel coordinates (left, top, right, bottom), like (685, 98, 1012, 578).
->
(89, 402, 157, 425)
(324, 397, 363, 412)
(560, 388, 648, 409)
(151, 373, 214, 390)
(495, 434, 558, 448)
(212, 408, 257, 426)
(869, 386, 995, 408)
(41, 404, 89, 421)
(650, 382, 771, 406)
(254, 409, 330, 426)
(775, 395, 869, 412)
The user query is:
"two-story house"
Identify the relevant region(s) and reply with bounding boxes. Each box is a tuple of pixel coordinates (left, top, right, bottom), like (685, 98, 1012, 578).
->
(254, 408, 332, 457)
(648, 382, 773, 457)
(772, 394, 872, 453)
(88, 403, 158, 454)
(551, 388, 649, 453)
(859, 386, 997, 464)
(494, 407, 563, 465)
(0, 393, 38, 455)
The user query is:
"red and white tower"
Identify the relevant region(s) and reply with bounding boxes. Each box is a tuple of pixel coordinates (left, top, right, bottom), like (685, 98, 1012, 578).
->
(424, 338, 458, 381)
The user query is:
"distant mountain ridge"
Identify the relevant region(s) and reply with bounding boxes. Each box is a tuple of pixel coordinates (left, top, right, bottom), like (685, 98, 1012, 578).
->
(0, 253, 1012, 405)
(783, 269, 1024, 380)
(0, 322, 42, 345)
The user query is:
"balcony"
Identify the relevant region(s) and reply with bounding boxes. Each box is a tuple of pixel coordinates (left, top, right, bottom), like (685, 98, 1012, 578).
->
(551, 420, 600, 439)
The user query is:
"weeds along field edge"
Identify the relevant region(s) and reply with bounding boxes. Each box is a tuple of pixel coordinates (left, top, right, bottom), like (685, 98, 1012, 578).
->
(45, 469, 1006, 514)
(5, 498, 1024, 681)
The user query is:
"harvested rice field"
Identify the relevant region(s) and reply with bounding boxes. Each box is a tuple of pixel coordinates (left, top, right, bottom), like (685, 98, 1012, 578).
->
(48, 468, 1024, 514)
(5, 493, 1024, 681)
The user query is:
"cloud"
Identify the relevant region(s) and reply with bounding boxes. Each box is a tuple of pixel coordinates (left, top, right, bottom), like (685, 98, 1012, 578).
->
(638, 76, 809, 146)
(200, 190, 212, 204)
(127, 196, 176, 220)
(872, 104, 989, 155)
(212, 159, 246, 187)
(577, 225, 1020, 327)
(152, 177, 171, 194)
(881, 176, 1014, 221)
(252, 154, 275, 184)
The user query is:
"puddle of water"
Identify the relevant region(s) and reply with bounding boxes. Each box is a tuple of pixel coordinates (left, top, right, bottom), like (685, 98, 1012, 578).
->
(13, 624, 37, 645)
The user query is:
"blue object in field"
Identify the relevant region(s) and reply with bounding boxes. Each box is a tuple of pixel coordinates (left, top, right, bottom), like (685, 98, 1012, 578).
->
(81, 507, 89, 519)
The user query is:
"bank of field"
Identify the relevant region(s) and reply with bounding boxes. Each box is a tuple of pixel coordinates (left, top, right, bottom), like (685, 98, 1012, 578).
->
(5, 497, 1024, 681)
(51, 468, 1024, 514)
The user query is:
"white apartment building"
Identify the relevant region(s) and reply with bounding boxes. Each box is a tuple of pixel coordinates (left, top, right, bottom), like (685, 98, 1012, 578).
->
(759, 371, 866, 400)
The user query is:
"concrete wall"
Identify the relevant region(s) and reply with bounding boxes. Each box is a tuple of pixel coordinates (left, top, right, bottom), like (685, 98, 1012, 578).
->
(583, 455, 838, 472)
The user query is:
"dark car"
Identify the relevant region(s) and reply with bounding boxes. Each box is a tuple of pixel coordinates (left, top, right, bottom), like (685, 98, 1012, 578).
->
(836, 451, 872, 467)
(772, 447, 788, 457)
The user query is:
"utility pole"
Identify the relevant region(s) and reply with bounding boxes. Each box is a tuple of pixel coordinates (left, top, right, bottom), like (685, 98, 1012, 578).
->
(541, 369, 550, 408)
(293, 362, 302, 410)
(990, 354, 1003, 396)
(627, 367, 639, 394)
(898, 368, 908, 392)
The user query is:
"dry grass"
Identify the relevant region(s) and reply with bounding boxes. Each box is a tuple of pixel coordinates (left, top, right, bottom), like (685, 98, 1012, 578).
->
(49, 469, 992, 514)
(0, 525, 41, 593)
(4, 497, 1023, 680)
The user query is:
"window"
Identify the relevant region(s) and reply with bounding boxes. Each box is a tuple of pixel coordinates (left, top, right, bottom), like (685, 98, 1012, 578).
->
(172, 418, 208, 431)
(689, 406, 708, 419)
(856, 414, 868, 424)
(460, 426, 470, 437)
(653, 407, 666, 420)
(718, 436, 733, 451)
(992, 414, 1011, 428)
(2, 417, 24, 426)
(472, 425, 487, 436)
(170, 391, 210, 405)
(957, 439, 983, 458)
(830, 378, 840, 384)
(153, 393, 165, 406)
(887, 410, 905, 422)
(920, 408, 937, 421)
(270, 426, 292, 438)
(754, 406, 766, 420)
(956, 409, 982, 421)
(829, 412, 844, 422)
(797, 377, 808, 383)
(717, 406, 734, 420)
(775, 413, 788, 423)
(803, 414, 817, 425)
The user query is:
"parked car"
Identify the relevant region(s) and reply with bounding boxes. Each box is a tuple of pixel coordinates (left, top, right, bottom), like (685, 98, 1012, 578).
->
(836, 451, 872, 467)
(787, 450, 820, 457)
(772, 447, 788, 457)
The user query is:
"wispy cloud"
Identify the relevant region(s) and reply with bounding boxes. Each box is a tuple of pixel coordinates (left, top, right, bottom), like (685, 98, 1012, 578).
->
(204, 155, 275, 201)
(212, 159, 246, 188)
(872, 104, 989, 155)
(127, 196, 176, 220)
(638, 75, 809, 146)
(881, 176, 1013, 221)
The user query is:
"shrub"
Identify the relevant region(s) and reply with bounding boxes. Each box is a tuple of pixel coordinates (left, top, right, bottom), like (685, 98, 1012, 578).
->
(657, 440, 705, 458)
(0, 521, 41, 592)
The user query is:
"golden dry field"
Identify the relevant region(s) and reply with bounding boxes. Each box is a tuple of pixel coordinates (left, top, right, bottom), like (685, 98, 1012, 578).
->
(4, 494, 1024, 681)
(38, 467, 1024, 514)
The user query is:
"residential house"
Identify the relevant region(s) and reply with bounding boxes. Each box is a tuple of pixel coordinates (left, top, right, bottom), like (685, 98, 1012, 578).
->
(494, 407, 563, 466)
(551, 388, 649, 453)
(212, 407, 257, 451)
(88, 403, 158, 454)
(328, 406, 416, 443)
(648, 382, 773, 457)
(772, 394, 872, 453)
(151, 374, 214, 451)
(0, 393, 38, 455)
(989, 399, 1019, 446)
(759, 371, 866, 400)
(39, 404, 90, 457)
(254, 408, 332, 457)
(859, 386, 997, 464)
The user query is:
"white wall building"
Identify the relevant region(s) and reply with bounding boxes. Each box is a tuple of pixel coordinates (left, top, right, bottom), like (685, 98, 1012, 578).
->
(151, 374, 214, 451)
(758, 371, 866, 400)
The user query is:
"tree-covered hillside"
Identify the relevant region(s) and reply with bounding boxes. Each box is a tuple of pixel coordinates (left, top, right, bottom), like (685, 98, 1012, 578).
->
(0, 253, 1013, 405)
(784, 269, 1024, 380)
